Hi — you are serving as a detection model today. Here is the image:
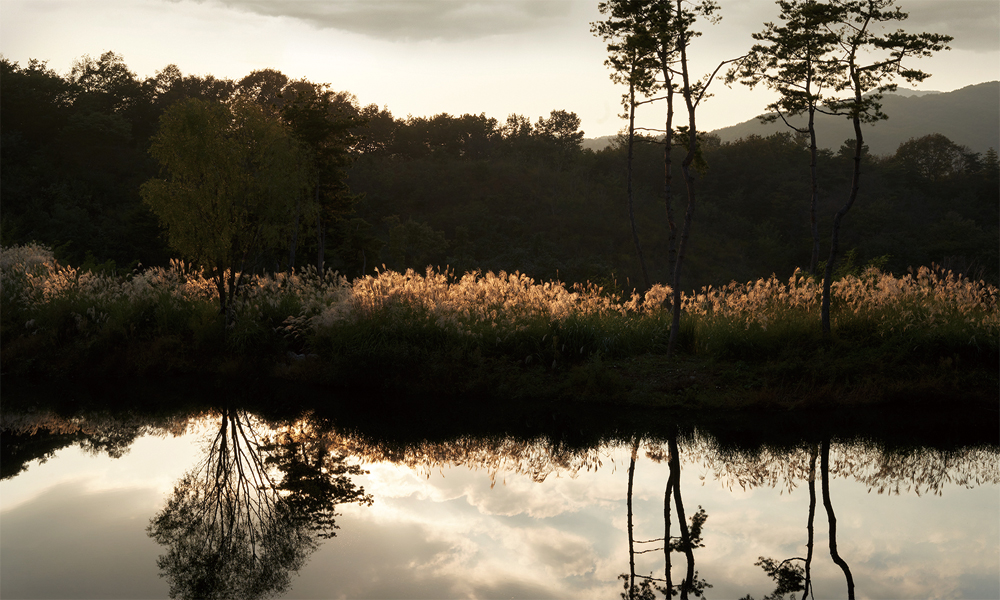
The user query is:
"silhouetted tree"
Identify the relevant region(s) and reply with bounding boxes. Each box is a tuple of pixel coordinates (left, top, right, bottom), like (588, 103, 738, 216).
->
(279, 80, 363, 273)
(665, 0, 737, 358)
(728, 0, 845, 274)
(819, 0, 951, 333)
(593, 0, 660, 288)
(534, 109, 585, 169)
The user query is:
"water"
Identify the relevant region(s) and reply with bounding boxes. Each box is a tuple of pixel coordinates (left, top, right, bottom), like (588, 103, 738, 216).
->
(1, 404, 997, 599)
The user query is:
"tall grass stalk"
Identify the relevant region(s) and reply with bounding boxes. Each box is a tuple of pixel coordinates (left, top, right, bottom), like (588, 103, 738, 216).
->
(2, 244, 996, 375)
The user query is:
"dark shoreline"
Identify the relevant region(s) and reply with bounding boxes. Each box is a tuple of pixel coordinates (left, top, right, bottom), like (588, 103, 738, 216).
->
(3, 352, 997, 451)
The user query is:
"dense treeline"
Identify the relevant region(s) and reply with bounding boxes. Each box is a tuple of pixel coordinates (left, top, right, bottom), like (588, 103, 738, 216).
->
(349, 119, 998, 289)
(2, 52, 997, 291)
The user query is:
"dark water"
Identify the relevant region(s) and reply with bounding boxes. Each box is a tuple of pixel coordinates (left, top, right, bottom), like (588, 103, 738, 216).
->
(1, 395, 998, 599)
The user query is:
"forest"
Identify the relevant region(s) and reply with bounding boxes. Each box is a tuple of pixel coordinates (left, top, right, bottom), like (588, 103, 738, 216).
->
(2, 51, 997, 294)
(2, 0, 998, 406)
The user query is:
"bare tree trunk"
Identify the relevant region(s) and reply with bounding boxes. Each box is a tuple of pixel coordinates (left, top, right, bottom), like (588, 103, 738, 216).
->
(808, 106, 820, 275)
(627, 68, 651, 290)
(315, 185, 326, 276)
(316, 216, 326, 277)
(214, 268, 227, 316)
(820, 70, 864, 334)
(667, 10, 698, 359)
(660, 60, 678, 287)
(821, 437, 855, 599)
(288, 196, 301, 271)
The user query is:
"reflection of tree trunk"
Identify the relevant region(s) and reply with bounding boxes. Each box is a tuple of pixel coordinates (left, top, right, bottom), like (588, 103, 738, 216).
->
(821, 438, 855, 600)
(627, 438, 639, 600)
(668, 434, 694, 600)
(804, 443, 818, 600)
(664, 464, 674, 596)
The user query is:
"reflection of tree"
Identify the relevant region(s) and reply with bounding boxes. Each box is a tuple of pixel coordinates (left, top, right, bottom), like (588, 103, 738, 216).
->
(751, 438, 857, 600)
(622, 433, 710, 600)
(753, 442, 817, 600)
(1, 409, 191, 480)
(339, 434, 606, 485)
(263, 419, 374, 539)
(147, 408, 371, 600)
(821, 437, 854, 600)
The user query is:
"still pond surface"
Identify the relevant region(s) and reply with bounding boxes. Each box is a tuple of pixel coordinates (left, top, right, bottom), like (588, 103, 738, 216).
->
(1, 405, 998, 599)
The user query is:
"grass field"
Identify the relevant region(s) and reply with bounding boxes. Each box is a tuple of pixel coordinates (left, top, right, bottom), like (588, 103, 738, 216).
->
(2, 243, 996, 407)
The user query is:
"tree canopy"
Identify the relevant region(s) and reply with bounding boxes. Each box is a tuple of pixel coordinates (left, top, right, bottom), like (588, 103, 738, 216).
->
(140, 98, 306, 314)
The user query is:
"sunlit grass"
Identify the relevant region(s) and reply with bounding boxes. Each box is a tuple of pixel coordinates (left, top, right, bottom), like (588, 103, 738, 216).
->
(2, 244, 996, 378)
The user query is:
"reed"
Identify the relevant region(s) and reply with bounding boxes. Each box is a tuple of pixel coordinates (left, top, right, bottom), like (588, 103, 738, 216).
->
(2, 244, 995, 379)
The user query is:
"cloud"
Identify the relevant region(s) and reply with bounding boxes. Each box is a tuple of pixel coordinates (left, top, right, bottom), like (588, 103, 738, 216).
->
(204, 0, 574, 42)
(903, 0, 1000, 53)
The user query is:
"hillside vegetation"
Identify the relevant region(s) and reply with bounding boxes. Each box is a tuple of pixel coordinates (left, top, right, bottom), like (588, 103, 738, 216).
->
(3, 55, 996, 295)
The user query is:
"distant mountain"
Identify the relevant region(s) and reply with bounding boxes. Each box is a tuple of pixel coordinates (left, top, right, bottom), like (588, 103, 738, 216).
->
(582, 134, 618, 152)
(888, 89, 943, 98)
(711, 81, 999, 156)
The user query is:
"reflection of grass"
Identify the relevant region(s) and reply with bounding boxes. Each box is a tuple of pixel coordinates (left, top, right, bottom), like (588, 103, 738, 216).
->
(2, 244, 996, 405)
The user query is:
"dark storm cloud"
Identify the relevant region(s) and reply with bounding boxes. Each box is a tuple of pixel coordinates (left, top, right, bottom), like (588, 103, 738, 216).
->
(207, 0, 573, 42)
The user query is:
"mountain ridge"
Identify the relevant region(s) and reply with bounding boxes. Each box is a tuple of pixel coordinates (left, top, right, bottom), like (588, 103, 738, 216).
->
(710, 81, 999, 156)
(583, 82, 999, 156)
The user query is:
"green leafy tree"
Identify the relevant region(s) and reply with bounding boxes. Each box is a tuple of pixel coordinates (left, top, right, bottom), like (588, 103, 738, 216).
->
(140, 98, 306, 318)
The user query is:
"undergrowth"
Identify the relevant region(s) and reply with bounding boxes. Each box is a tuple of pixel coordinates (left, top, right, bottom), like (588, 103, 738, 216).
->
(2, 244, 996, 385)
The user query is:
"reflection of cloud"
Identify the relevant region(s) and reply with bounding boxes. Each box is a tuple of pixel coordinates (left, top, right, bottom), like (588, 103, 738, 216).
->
(191, 0, 572, 42)
(363, 460, 622, 520)
(0, 481, 166, 599)
(308, 461, 624, 598)
(520, 527, 595, 577)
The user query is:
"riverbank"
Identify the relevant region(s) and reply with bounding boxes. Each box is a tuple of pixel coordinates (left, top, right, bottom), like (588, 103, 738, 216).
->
(2, 244, 996, 414)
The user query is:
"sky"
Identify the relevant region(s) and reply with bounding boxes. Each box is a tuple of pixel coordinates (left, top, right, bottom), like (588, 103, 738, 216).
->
(1, 0, 998, 138)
